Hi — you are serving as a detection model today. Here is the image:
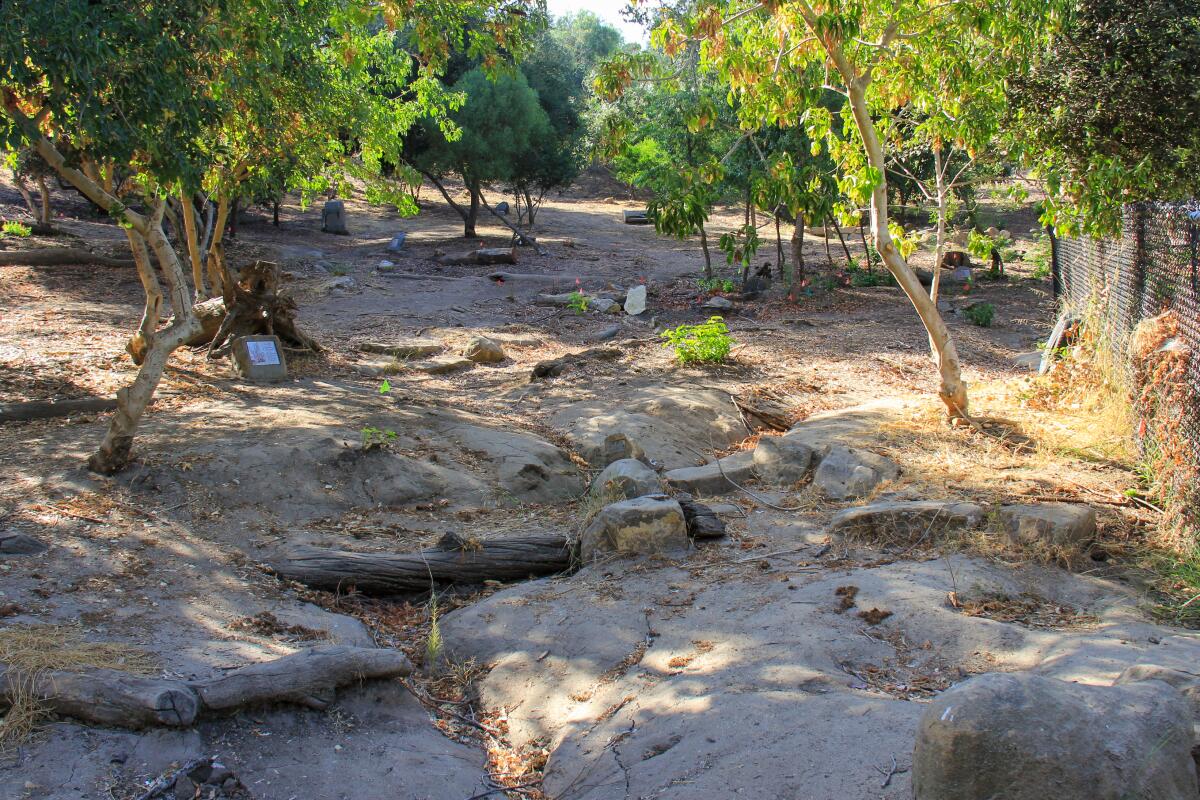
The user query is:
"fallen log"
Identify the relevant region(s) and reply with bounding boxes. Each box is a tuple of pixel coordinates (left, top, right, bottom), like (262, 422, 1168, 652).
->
(0, 645, 411, 730)
(189, 645, 411, 712)
(0, 663, 199, 728)
(436, 247, 517, 266)
(271, 534, 573, 594)
(0, 247, 135, 268)
(0, 397, 117, 423)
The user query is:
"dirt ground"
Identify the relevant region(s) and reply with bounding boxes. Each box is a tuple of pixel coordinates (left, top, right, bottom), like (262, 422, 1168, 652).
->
(2, 173, 1196, 800)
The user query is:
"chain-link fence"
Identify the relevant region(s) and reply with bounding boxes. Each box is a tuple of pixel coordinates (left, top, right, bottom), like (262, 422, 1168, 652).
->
(1052, 202, 1200, 495)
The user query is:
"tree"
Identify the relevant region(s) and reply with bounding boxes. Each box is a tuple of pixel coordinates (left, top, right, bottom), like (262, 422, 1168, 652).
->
(1008, 0, 1200, 237)
(409, 68, 552, 237)
(611, 0, 1065, 420)
(0, 0, 537, 473)
(5, 147, 55, 231)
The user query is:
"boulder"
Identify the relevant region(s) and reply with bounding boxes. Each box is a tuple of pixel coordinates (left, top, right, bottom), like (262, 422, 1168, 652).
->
(624, 285, 648, 316)
(386, 232, 406, 252)
(998, 503, 1096, 553)
(231, 335, 288, 382)
(703, 296, 734, 310)
(580, 497, 688, 562)
(664, 451, 755, 496)
(412, 356, 475, 375)
(913, 672, 1199, 800)
(590, 459, 662, 500)
(811, 445, 899, 500)
(359, 339, 443, 359)
(321, 199, 348, 235)
(752, 435, 814, 486)
(826, 500, 984, 542)
(462, 335, 506, 363)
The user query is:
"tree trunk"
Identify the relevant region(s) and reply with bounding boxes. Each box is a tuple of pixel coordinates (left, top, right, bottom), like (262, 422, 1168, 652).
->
(0, 663, 199, 729)
(271, 534, 572, 595)
(830, 215, 854, 269)
(858, 220, 873, 273)
(775, 215, 784, 276)
(36, 174, 51, 227)
(464, 183, 479, 238)
(699, 224, 713, 280)
(930, 146, 947, 305)
(179, 190, 207, 302)
(790, 222, 805, 297)
(207, 194, 231, 300)
(229, 197, 240, 240)
(124, 229, 164, 366)
(272, 199, 280, 227)
(845, 80, 968, 419)
(12, 170, 38, 220)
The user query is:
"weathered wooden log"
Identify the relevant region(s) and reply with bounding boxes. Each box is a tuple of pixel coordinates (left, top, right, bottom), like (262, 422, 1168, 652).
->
(436, 247, 517, 266)
(679, 498, 727, 540)
(0, 645, 411, 730)
(0, 664, 200, 728)
(0, 397, 118, 422)
(272, 534, 573, 594)
(189, 645, 411, 712)
(0, 247, 135, 268)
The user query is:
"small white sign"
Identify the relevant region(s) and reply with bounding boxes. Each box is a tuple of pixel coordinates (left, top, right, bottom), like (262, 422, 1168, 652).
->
(246, 340, 281, 366)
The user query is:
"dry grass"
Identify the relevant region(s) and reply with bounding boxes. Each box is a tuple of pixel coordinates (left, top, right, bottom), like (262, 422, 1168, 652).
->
(0, 624, 157, 750)
(953, 591, 1100, 630)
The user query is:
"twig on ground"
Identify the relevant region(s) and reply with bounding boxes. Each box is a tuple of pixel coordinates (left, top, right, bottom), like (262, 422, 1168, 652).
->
(874, 755, 909, 788)
(463, 782, 542, 800)
(708, 437, 798, 512)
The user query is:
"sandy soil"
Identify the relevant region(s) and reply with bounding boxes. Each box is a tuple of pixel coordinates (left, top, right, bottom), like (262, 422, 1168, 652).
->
(1, 173, 1191, 800)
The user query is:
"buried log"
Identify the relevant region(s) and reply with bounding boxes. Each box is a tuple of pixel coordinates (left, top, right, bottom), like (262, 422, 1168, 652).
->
(0, 397, 118, 423)
(0, 247, 135, 268)
(435, 247, 517, 266)
(190, 645, 411, 712)
(271, 533, 573, 594)
(0, 645, 411, 730)
(0, 663, 200, 728)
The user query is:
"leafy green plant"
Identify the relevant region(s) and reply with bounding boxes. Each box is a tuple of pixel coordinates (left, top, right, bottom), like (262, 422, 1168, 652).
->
(847, 262, 897, 287)
(567, 290, 589, 314)
(361, 426, 397, 449)
(378, 379, 391, 394)
(1, 220, 32, 238)
(696, 277, 735, 293)
(660, 316, 733, 363)
(964, 303, 995, 327)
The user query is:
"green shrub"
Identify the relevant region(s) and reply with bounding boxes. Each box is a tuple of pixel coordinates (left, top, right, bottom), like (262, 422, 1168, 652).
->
(849, 268, 896, 288)
(2, 220, 32, 238)
(696, 277, 735, 293)
(661, 316, 733, 363)
(567, 290, 589, 314)
(964, 303, 995, 327)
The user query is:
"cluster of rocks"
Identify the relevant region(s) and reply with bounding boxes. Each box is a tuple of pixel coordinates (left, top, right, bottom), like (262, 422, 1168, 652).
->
(579, 456, 728, 562)
(663, 428, 900, 501)
(537, 284, 648, 316)
(914, 667, 1200, 800)
(357, 334, 507, 376)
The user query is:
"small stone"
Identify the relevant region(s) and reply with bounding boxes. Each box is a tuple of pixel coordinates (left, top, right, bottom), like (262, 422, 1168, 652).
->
(0, 532, 48, 555)
(811, 445, 899, 500)
(173, 776, 197, 800)
(826, 500, 984, 541)
(998, 503, 1096, 553)
(590, 459, 662, 500)
(624, 285, 648, 316)
(596, 432, 646, 467)
(359, 339, 443, 359)
(462, 336, 505, 363)
(412, 357, 475, 375)
(703, 296, 733, 310)
(377, 260, 395, 271)
(677, 497, 727, 539)
(231, 335, 288, 383)
(590, 297, 620, 314)
(321, 199, 348, 235)
(386, 232, 407, 252)
(495, 201, 509, 215)
(580, 496, 688, 562)
(593, 324, 621, 342)
(752, 436, 813, 485)
(664, 451, 755, 496)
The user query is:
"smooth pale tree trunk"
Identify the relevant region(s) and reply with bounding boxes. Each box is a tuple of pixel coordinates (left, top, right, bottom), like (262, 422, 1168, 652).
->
(180, 190, 207, 301)
(930, 145, 948, 305)
(36, 175, 51, 227)
(208, 194, 232, 299)
(124, 228, 163, 366)
(844, 81, 969, 419)
(29, 133, 204, 472)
